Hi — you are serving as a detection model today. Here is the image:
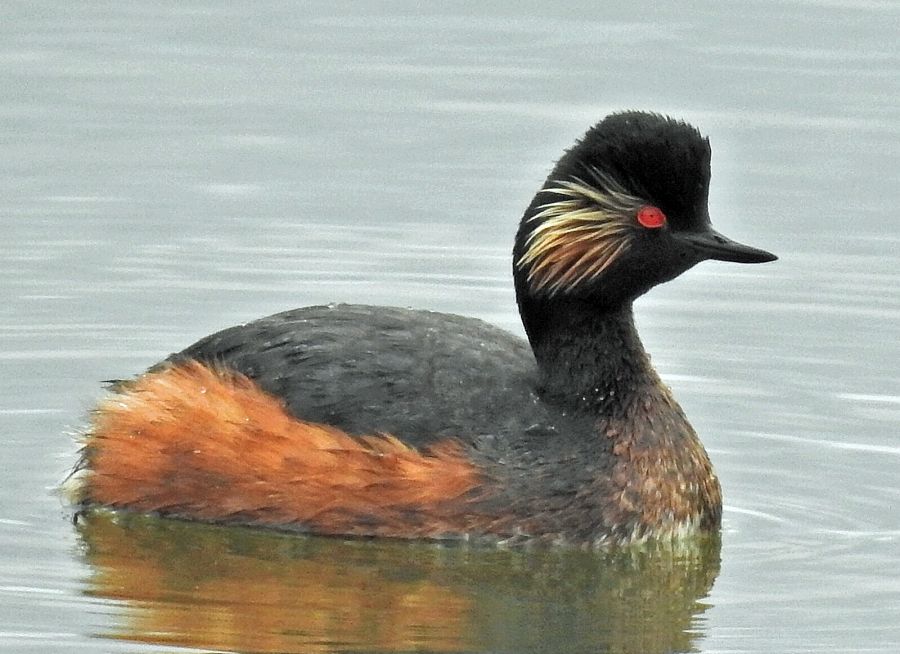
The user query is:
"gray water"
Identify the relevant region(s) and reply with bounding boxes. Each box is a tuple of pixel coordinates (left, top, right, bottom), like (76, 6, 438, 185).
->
(2, 2, 898, 652)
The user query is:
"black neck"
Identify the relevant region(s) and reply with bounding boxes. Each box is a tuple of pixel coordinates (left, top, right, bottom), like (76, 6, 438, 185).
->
(524, 299, 660, 410)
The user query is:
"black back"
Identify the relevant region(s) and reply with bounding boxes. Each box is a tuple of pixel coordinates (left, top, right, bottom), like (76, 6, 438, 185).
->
(171, 304, 561, 448)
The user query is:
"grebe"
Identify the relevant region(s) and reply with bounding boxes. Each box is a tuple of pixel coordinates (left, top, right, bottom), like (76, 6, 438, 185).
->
(72, 111, 776, 546)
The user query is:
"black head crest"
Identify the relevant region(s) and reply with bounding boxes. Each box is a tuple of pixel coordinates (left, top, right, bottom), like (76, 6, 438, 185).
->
(513, 111, 773, 345)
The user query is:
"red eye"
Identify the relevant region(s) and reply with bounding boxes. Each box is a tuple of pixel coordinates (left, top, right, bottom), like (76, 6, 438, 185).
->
(637, 205, 666, 229)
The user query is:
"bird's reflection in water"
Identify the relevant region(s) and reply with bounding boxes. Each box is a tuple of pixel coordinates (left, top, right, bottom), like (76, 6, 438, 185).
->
(77, 512, 720, 653)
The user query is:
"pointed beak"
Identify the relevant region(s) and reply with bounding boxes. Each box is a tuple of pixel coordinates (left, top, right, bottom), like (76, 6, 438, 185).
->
(678, 228, 777, 264)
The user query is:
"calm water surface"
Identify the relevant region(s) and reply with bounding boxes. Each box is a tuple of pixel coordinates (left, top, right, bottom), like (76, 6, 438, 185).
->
(1, 2, 898, 652)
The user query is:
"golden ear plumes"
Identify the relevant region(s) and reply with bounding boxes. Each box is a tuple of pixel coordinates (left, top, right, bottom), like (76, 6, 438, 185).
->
(517, 167, 645, 296)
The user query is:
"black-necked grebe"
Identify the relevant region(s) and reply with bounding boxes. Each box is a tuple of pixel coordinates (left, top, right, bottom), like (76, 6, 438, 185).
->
(71, 111, 776, 546)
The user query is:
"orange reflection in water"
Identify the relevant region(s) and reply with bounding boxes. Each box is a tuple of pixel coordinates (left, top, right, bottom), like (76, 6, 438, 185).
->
(77, 512, 720, 653)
